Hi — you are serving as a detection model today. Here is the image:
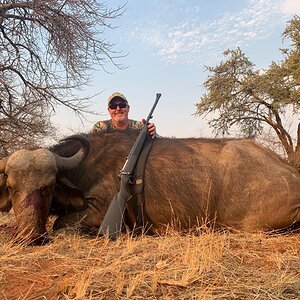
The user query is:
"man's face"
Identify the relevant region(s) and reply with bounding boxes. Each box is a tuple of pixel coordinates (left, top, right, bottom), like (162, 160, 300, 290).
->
(108, 100, 130, 123)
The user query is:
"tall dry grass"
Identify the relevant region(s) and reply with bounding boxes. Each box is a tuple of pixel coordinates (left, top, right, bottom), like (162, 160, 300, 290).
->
(1, 212, 300, 300)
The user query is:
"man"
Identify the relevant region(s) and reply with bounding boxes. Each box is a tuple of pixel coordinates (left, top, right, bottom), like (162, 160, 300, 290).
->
(92, 92, 156, 137)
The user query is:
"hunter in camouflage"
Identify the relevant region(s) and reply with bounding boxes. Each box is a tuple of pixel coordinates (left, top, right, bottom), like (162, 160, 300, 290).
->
(92, 92, 156, 137)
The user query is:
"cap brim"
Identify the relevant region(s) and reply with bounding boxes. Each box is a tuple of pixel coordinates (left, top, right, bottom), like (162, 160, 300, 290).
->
(109, 96, 128, 104)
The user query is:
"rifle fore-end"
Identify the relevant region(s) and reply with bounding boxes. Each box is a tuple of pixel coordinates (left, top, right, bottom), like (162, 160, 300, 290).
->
(120, 128, 148, 174)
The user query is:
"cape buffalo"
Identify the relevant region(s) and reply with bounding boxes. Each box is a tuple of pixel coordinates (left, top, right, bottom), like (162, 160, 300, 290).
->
(1, 130, 300, 244)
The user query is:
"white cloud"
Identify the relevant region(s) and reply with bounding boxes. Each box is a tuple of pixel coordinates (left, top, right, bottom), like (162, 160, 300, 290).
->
(128, 0, 290, 65)
(281, 0, 300, 14)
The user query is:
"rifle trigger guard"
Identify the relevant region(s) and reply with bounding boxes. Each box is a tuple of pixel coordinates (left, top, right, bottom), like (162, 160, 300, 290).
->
(129, 175, 135, 185)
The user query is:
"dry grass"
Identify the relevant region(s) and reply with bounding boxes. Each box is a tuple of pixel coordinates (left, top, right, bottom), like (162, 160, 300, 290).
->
(1, 212, 300, 300)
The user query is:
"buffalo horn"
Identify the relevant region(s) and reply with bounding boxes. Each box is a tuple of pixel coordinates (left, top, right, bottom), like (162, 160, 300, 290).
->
(54, 135, 90, 171)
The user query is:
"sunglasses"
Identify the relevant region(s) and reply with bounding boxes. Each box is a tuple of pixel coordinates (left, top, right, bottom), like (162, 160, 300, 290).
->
(109, 102, 127, 109)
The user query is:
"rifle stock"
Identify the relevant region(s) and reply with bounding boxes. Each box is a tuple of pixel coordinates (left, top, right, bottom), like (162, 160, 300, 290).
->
(99, 93, 161, 239)
(99, 177, 131, 240)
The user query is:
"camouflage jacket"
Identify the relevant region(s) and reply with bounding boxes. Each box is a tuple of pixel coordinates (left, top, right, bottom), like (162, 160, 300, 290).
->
(92, 119, 143, 133)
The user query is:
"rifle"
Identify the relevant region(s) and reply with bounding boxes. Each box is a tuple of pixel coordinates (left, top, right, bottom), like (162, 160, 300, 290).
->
(99, 93, 161, 240)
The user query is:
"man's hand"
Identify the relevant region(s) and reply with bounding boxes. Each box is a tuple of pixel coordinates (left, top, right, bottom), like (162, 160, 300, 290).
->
(142, 119, 156, 138)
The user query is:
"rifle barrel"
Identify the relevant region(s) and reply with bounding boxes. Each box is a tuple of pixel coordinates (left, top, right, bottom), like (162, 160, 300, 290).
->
(145, 93, 161, 123)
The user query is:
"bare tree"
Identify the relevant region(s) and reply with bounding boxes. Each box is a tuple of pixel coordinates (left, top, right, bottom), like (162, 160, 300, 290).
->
(0, 0, 124, 156)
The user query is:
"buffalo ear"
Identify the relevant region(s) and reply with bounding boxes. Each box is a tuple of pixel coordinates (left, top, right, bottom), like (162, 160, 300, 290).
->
(0, 174, 12, 212)
(51, 176, 87, 215)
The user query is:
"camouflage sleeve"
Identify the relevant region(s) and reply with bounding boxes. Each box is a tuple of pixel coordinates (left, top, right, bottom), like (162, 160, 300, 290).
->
(92, 121, 109, 133)
(128, 119, 144, 130)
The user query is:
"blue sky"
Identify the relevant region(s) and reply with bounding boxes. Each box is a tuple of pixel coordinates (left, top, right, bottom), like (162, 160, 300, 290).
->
(53, 0, 300, 138)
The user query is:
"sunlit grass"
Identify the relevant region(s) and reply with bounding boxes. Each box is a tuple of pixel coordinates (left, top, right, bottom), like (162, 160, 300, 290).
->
(1, 212, 300, 299)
